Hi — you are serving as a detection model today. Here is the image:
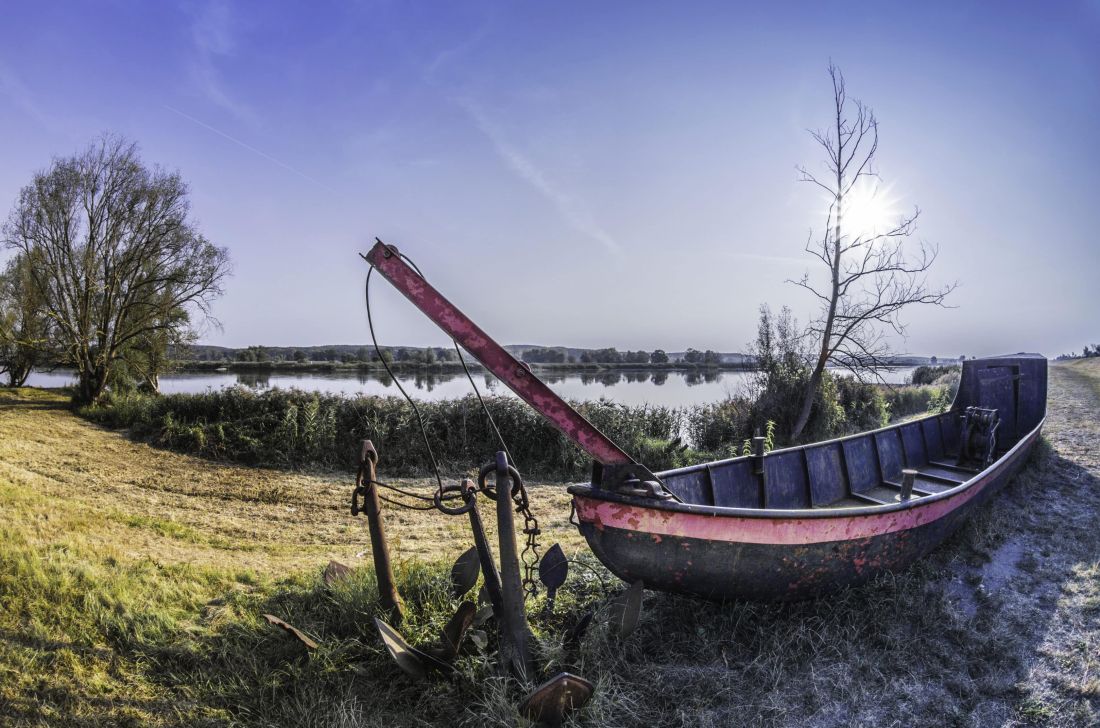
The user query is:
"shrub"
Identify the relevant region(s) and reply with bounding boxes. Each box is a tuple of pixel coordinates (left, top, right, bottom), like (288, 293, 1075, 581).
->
(79, 374, 955, 479)
(79, 387, 684, 480)
(834, 375, 890, 432)
(910, 365, 960, 386)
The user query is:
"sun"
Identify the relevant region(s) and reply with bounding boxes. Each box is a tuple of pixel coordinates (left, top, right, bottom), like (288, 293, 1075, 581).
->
(841, 180, 898, 243)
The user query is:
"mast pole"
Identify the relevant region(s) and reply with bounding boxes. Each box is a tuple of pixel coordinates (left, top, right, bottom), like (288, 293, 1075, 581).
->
(364, 240, 634, 467)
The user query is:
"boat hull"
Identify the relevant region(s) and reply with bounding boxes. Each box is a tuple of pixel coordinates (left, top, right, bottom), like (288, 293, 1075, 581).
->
(571, 423, 1042, 601)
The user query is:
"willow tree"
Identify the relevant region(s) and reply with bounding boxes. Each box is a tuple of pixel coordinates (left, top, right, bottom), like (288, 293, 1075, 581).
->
(1, 135, 230, 404)
(789, 65, 954, 440)
(0, 253, 52, 387)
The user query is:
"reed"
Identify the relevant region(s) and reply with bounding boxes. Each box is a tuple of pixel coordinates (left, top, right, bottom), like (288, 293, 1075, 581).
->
(78, 375, 952, 478)
(78, 389, 686, 478)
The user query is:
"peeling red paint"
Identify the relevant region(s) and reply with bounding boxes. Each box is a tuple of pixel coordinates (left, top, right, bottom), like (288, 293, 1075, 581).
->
(571, 431, 1037, 548)
(366, 241, 634, 466)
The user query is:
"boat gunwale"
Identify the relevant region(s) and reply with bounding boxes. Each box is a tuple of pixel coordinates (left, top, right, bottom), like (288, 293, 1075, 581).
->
(567, 413, 1045, 521)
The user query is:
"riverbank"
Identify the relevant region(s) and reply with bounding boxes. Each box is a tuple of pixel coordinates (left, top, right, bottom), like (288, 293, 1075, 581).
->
(70, 376, 945, 479)
(1, 360, 1095, 725)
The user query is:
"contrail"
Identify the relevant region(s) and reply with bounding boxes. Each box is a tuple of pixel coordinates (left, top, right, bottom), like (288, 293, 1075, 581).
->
(163, 104, 336, 193)
(457, 97, 621, 255)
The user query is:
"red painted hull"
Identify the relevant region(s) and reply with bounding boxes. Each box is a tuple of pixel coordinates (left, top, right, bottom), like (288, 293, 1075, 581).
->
(569, 422, 1043, 600)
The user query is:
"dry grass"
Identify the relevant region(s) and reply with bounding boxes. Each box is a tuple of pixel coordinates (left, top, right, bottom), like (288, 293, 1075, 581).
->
(1, 360, 1099, 726)
(0, 386, 580, 572)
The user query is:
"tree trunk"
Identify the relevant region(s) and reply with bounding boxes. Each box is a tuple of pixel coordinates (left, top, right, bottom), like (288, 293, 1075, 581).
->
(75, 366, 108, 405)
(140, 371, 160, 395)
(791, 365, 822, 442)
(5, 360, 32, 387)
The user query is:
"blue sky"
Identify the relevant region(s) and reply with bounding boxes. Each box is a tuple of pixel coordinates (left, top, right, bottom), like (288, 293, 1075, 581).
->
(1, 1, 1097, 357)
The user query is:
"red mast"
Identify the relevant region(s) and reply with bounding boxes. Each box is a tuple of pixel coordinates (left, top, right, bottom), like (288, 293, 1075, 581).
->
(365, 241, 634, 467)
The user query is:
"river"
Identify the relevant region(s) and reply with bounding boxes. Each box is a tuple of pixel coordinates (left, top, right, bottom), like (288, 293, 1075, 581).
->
(24, 366, 918, 408)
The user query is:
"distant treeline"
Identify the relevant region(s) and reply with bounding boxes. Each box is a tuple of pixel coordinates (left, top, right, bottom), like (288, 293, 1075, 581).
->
(182, 343, 744, 367)
(1055, 343, 1100, 360)
(181, 343, 955, 369)
(520, 347, 727, 365)
(186, 344, 455, 366)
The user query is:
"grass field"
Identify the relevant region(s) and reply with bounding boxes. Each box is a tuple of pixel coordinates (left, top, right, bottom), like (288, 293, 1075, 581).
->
(1, 359, 1098, 726)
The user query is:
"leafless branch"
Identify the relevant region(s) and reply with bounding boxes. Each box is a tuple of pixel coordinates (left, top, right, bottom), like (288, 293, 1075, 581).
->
(786, 65, 956, 440)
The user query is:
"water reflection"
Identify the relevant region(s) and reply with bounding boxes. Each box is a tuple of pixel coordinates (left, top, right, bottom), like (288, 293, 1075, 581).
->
(24, 366, 918, 409)
(237, 372, 271, 389)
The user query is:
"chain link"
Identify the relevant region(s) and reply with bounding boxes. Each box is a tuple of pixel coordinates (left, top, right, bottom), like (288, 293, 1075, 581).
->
(516, 490, 541, 600)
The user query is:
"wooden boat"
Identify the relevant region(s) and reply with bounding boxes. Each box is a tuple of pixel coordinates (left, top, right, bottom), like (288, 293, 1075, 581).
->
(363, 241, 1047, 600)
(568, 354, 1047, 599)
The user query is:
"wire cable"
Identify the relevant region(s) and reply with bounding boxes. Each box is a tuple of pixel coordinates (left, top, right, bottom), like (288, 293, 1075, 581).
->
(389, 248, 517, 470)
(364, 265, 446, 497)
(364, 244, 519, 482)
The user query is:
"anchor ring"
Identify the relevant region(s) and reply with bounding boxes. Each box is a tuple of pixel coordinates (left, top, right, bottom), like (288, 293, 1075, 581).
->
(477, 462, 524, 501)
(433, 483, 476, 516)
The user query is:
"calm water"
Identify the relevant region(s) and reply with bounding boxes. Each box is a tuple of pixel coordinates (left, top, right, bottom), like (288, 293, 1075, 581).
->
(25, 366, 917, 408)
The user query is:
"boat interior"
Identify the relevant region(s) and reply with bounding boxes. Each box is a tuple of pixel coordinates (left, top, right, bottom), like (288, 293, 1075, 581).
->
(654, 355, 1048, 511)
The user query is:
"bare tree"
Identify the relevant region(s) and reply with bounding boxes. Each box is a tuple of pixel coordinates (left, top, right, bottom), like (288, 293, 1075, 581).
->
(789, 64, 955, 440)
(1, 135, 231, 404)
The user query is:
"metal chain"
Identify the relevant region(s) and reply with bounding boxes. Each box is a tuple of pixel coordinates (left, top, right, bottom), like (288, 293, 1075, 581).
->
(515, 488, 541, 599)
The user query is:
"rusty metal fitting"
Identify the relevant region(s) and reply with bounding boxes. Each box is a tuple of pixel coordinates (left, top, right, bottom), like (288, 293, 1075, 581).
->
(478, 461, 524, 501)
(433, 482, 477, 516)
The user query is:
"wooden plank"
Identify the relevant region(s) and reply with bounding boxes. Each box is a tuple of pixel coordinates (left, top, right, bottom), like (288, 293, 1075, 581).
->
(899, 422, 927, 467)
(883, 478, 939, 496)
(921, 418, 945, 460)
(900, 471, 961, 488)
(701, 464, 717, 507)
(710, 460, 760, 508)
(763, 451, 811, 509)
(875, 430, 905, 481)
(851, 491, 890, 505)
(805, 443, 848, 507)
(916, 465, 967, 483)
(667, 471, 711, 506)
(819, 496, 872, 510)
(928, 459, 981, 475)
(860, 484, 910, 504)
(939, 413, 961, 456)
(842, 436, 879, 495)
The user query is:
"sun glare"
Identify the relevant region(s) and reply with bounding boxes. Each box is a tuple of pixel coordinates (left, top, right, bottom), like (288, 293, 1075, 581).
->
(841, 180, 898, 242)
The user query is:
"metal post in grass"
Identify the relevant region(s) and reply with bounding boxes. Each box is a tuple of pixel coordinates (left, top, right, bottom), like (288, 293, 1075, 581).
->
(461, 478, 505, 618)
(493, 450, 534, 681)
(353, 439, 404, 625)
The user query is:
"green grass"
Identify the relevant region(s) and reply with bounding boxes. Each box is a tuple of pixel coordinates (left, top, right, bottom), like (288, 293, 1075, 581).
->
(0, 479, 611, 727)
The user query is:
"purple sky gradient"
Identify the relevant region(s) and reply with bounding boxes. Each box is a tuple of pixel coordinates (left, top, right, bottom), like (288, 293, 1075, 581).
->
(1, 1, 1097, 357)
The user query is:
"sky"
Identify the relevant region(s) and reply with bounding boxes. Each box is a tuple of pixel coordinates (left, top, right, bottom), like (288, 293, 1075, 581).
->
(0, 0, 1097, 358)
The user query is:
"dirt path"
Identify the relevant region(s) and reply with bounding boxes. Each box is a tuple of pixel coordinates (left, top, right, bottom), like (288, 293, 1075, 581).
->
(1008, 360, 1100, 725)
(583, 360, 1100, 727)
